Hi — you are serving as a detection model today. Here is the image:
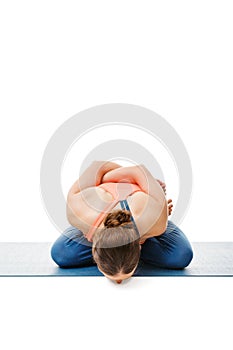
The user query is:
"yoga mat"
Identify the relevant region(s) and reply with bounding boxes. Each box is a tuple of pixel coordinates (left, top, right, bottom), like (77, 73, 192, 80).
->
(0, 242, 232, 277)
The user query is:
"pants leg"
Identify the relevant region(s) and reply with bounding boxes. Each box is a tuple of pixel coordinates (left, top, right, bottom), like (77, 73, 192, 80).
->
(140, 220, 193, 269)
(51, 226, 95, 268)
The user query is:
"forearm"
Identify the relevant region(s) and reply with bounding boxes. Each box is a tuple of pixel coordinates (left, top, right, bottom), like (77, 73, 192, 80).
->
(67, 161, 122, 198)
(102, 164, 166, 204)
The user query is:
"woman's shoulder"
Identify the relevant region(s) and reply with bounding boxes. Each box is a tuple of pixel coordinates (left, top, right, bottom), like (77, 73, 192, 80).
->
(67, 188, 112, 235)
(69, 186, 114, 211)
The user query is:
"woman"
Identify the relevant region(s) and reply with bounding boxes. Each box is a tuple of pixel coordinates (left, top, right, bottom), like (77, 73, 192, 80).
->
(51, 161, 193, 283)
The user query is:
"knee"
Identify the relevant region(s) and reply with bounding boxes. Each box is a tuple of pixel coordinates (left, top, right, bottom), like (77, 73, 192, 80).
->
(50, 234, 94, 268)
(169, 244, 193, 269)
(50, 237, 76, 268)
(50, 242, 67, 268)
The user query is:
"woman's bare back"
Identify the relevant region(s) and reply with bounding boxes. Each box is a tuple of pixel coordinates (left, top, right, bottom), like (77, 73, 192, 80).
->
(67, 183, 167, 240)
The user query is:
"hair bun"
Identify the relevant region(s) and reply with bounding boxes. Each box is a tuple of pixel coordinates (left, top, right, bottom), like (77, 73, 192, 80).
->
(104, 209, 132, 228)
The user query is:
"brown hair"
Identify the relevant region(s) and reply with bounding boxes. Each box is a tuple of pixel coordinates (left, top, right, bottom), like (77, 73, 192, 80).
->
(92, 209, 141, 276)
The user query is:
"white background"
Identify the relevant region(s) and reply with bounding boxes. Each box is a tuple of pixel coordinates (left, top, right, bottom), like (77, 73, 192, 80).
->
(0, 1, 232, 350)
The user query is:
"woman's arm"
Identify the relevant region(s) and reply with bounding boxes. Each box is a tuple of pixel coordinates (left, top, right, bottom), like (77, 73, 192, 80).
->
(102, 164, 166, 204)
(67, 161, 122, 199)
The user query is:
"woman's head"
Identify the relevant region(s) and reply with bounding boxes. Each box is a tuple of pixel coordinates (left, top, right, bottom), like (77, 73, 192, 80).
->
(92, 209, 141, 283)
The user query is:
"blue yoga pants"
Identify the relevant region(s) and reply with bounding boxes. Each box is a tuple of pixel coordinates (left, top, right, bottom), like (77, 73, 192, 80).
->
(51, 220, 193, 269)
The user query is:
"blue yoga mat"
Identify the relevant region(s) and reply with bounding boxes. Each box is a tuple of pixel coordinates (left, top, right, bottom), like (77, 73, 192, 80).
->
(0, 242, 232, 276)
